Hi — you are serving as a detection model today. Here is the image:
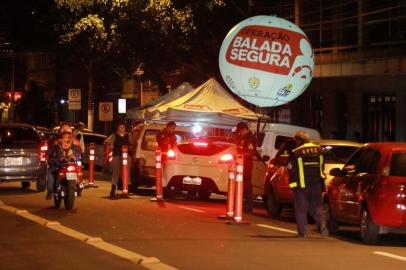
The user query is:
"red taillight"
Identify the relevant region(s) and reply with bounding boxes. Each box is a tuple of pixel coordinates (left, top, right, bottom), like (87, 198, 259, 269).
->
(193, 142, 208, 147)
(219, 154, 234, 164)
(167, 149, 176, 160)
(67, 165, 76, 172)
(40, 143, 48, 162)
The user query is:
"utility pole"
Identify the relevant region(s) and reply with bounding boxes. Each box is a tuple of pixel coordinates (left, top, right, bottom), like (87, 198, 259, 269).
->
(9, 55, 15, 122)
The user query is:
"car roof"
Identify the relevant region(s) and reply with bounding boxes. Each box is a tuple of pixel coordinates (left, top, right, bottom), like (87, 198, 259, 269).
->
(0, 123, 37, 129)
(249, 122, 321, 139)
(312, 139, 363, 147)
(82, 132, 106, 138)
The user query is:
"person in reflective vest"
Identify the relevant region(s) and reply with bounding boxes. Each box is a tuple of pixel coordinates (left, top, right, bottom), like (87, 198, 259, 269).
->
(288, 131, 328, 238)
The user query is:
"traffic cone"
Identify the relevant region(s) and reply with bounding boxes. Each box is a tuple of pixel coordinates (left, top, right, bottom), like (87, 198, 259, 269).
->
(218, 164, 236, 220)
(86, 143, 98, 188)
(151, 147, 164, 202)
(227, 155, 249, 225)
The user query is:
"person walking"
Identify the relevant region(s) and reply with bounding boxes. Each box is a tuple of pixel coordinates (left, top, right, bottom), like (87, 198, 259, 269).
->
(288, 131, 328, 238)
(235, 122, 256, 213)
(156, 121, 177, 164)
(105, 123, 132, 198)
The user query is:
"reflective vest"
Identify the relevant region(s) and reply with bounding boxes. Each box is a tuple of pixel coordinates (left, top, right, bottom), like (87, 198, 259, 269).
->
(288, 143, 325, 189)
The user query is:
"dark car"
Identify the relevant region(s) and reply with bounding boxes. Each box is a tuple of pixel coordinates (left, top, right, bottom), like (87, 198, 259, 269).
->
(263, 139, 362, 217)
(0, 123, 47, 191)
(325, 142, 406, 243)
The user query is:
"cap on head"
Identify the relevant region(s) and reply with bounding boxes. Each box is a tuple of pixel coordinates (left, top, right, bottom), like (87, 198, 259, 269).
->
(294, 131, 310, 143)
(235, 122, 248, 132)
(167, 121, 176, 127)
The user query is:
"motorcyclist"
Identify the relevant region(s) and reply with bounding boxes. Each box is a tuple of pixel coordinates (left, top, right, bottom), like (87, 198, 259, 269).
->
(46, 132, 81, 199)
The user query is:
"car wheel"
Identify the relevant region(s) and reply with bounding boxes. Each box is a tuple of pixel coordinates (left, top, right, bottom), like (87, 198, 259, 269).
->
(130, 168, 140, 193)
(164, 186, 175, 199)
(21, 181, 31, 189)
(197, 190, 211, 201)
(360, 207, 379, 244)
(323, 201, 338, 235)
(264, 190, 282, 218)
(36, 178, 47, 192)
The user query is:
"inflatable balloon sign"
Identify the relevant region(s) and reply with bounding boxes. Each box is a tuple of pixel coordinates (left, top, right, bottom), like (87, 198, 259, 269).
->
(219, 15, 314, 107)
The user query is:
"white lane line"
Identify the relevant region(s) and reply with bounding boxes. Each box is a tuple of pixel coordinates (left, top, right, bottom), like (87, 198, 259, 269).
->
(374, 251, 406, 262)
(177, 206, 205, 213)
(256, 223, 297, 234)
(0, 200, 177, 270)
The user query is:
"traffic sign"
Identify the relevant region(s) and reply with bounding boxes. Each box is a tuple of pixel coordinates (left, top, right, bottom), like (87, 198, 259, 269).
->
(99, 102, 113, 121)
(68, 88, 81, 110)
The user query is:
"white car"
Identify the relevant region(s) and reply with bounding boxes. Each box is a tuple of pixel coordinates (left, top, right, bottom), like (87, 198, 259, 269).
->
(163, 136, 267, 200)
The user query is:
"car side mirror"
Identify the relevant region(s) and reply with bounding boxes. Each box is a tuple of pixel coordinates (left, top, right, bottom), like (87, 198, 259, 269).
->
(262, 155, 270, 162)
(329, 168, 344, 177)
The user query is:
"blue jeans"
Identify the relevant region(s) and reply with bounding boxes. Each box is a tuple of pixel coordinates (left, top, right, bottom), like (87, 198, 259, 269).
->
(293, 184, 323, 235)
(47, 166, 58, 193)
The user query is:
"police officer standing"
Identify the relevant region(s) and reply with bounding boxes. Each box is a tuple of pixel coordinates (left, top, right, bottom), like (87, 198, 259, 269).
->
(288, 131, 328, 238)
(235, 122, 256, 213)
(156, 121, 177, 164)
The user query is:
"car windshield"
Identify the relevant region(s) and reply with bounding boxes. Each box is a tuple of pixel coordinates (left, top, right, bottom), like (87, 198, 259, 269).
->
(0, 127, 40, 146)
(322, 145, 359, 164)
(390, 152, 406, 177)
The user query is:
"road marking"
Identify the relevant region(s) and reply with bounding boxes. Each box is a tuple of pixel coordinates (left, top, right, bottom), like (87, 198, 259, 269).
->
(256, 223, 297, 234)
(0, 200, 177, 270)
(374, 251, 406, 262)
(177, 206, 205, 213)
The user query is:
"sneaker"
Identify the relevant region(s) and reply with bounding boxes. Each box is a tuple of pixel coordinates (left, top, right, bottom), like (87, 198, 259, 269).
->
(295, 234, 308, 239)
(45, 192, 53, 200)
(320, 226, 329, 237)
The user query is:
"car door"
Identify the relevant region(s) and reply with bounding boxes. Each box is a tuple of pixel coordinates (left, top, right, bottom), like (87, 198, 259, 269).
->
(329, 147, 365, 221)
(251, 156, 267, 196)
(338, 148, 381, 223)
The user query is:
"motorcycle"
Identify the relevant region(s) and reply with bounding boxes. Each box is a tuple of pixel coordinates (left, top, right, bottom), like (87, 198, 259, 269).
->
(54, 161, 79, 210)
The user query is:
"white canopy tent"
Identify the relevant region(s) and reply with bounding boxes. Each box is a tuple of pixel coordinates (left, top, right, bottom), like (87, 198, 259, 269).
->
(126, 82, 194, 120)
(145, 78, 268, 126)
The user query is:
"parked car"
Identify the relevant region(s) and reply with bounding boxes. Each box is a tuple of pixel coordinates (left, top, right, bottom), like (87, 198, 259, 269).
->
(0, 123, 47, 191)
(82, 132, 107, 169)
(263, 139, 362, 217)
(248, 122, 321, 161)
(131, 122, 198, 190)
(163, 136, 267, 200)
(325, 142, 406, 243)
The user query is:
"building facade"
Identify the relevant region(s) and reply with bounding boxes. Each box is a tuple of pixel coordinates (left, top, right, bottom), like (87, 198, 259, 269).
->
(258, 0, 406, 141)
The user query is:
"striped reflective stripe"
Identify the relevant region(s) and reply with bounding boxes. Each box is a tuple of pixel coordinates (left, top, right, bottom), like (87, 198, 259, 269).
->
(298, 157, 306, 188)
(289, 182, 297, 188)
(304, 162, 319, 165)
(319, 155, 324, 177)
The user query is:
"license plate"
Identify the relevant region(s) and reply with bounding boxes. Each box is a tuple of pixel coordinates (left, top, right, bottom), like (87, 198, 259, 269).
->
(182, 176, 202, 185)
(66, 172, 78, 181)
(5, 157, 23, 166)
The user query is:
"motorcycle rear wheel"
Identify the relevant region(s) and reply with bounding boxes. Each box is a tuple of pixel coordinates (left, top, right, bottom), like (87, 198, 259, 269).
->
(64, 186, 75, 210)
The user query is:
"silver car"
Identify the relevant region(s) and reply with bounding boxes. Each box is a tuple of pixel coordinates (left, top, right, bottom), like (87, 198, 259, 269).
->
(0, 123, 47, 191)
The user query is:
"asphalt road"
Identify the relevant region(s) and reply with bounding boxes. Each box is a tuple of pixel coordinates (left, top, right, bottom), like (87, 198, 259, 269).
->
(1, 175, 405, 270)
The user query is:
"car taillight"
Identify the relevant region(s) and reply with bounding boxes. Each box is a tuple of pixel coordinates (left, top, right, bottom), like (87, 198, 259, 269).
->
(40, 142, 48, 162)
(167, 149, 176, 160)
(219, 153, 234, 164)
(67, 165, 76, 172)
